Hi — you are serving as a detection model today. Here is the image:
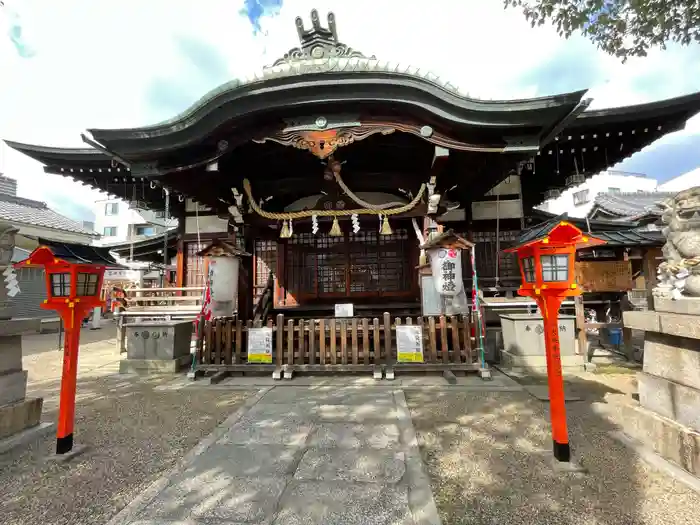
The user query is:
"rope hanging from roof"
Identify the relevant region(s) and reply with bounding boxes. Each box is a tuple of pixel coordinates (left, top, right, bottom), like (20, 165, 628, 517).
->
(331, 167, 404, 210)
(242, 178, 426, 219)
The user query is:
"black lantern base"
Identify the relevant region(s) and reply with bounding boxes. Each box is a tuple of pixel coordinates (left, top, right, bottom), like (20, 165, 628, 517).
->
(553, 440, 571, 462)
(56, 433, 74, 455)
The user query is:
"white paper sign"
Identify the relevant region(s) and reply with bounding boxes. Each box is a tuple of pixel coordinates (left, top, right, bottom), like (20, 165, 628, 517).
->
(396, 325, 424, 363)
(429, 248, 463, 296)
(334, 303, 354, 317)
(247, 327, 273, 363)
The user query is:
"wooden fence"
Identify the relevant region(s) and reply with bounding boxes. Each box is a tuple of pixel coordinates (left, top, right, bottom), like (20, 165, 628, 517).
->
(196, 313, 479, 376)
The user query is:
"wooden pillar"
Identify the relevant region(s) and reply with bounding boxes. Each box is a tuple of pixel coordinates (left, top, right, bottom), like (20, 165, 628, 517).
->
(574, 296, 587, 357)
(643, 247, 660, 309)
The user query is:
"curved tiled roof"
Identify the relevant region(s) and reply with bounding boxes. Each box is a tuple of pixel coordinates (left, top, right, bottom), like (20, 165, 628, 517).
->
(592, 191, 675, 218)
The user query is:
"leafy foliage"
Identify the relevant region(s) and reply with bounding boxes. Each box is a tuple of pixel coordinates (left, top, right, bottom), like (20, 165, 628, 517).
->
(504, 0, 700, 61)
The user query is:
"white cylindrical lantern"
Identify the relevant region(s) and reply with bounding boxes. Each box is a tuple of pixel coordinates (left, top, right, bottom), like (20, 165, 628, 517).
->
(208, 256, 240, 317)
(429, 247, 463, 296)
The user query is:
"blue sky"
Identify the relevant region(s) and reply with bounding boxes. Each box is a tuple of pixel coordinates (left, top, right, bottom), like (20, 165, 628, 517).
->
(1, 0, 699, 222)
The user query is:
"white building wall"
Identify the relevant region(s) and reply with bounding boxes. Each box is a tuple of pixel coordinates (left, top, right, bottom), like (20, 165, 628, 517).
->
(92, 198, 177, 246)
(658, 167, 700, 193)
(539, 171, 658, 218)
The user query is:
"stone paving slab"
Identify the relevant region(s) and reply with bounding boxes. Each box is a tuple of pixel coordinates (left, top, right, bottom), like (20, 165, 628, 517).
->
(309, 422, 401, 449)
(175, 443, 303, 478)
(261, 387, 396, 406)
(218, 418, 314, 447)
(295, 448, 406, 483)
(273, 480, 414, 525)
(314, 403, 401, 422)
(139, 475, 286, 523)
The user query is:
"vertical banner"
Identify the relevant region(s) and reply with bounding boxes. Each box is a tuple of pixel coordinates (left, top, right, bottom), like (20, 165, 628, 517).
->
(396, 325, 424, 363)
(247, 326, 272, 363)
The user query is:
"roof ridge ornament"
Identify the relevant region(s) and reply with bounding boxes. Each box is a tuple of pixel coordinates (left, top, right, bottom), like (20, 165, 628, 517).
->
(270, 9, 374, 67)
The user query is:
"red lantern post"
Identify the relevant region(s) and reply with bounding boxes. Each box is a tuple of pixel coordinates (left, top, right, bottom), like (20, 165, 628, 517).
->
(506, 221, 604, 463)
(15, 244, 111, 455)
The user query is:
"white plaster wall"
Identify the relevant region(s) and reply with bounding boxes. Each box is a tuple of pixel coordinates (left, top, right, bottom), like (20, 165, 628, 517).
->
(185, 215, 228, 234)
(659, 167, 700, 192)
(92, 198, 176, 246)
(540, 171, 658, 218)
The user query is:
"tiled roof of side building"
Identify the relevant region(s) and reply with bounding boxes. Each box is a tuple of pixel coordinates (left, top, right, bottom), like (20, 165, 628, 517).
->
(0, 193, 98, 236)
(592, 192, 676, 217)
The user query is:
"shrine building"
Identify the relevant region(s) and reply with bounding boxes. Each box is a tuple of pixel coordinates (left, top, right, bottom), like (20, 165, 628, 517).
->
(6, 10, 700, 325)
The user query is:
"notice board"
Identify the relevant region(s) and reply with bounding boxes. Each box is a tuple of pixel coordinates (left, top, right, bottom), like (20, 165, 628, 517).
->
(575, 261, 633, 292)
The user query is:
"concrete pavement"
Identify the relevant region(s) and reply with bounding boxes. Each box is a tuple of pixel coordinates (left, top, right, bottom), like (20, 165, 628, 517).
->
(106, 385, 442, 525)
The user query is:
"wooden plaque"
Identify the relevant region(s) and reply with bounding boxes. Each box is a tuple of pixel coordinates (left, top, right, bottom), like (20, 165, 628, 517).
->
(575, 261, 633, 292)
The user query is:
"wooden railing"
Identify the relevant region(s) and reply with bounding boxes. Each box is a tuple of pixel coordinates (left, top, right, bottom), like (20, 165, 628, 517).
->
(196, 313, 478, 376)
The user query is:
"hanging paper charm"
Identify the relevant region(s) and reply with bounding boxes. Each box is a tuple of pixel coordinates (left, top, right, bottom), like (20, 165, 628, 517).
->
(351, 214, 360, 233)
(429, 248, 463, 296)
(311, 215, 319, 234)
(3, 265, 20, 297)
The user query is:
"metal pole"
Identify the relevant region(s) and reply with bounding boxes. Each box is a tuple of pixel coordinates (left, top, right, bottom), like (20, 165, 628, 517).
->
(161, 188, 170, 287)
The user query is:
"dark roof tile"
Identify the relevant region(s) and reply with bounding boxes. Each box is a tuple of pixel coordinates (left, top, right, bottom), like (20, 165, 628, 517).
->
(592, 192, 675, 218)
(0, 193, 97, 236)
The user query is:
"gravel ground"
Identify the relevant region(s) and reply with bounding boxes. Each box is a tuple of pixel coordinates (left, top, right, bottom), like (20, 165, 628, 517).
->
(405, 376, 700, 525)
(1, 327, 252, 525)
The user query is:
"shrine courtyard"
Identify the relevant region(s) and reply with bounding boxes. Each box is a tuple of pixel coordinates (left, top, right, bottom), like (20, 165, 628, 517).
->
(0, 324, 695, 525)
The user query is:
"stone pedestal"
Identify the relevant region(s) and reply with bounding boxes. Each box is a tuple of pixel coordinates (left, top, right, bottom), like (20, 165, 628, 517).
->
(623, 298, 700, 477)
(0, 223, 52, 451)
(0, 318, 46, 445)
(498, 313, 583, 375)
(120, 321, 193, 374)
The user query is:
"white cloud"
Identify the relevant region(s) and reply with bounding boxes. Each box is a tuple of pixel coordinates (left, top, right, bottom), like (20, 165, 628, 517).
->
(1, 0, 699, 221)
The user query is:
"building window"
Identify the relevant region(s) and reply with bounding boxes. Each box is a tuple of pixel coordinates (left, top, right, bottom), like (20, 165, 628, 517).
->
(50, 272, 71, 297)
(103, 226, 117, 237)
(105, 202, 119, 216)
(522, 256, 536, 282)
(608, 187, 621, 195)
(540, 254, 569, 282)
(573, 189, 590, 206)
(135, 225, 155, 236)
(77, 272, 99, 296)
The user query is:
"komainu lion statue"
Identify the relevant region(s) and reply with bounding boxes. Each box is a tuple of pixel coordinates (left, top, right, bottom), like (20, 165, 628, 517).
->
(656, 187, 700, 298)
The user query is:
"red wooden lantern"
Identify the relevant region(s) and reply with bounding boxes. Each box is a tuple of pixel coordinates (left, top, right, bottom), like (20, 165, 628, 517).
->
(15, 241, 117, 456)
(506, 221, 604, 464)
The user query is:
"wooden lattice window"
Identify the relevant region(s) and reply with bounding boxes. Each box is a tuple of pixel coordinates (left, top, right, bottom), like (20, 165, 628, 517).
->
(254, 239, 277, 304)
(284, 228, 412, 300)
(462, 230, 521, 285)
(185, 242, 207, 287)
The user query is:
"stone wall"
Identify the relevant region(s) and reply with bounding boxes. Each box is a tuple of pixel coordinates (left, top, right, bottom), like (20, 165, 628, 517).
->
(624, 299, 700, 477)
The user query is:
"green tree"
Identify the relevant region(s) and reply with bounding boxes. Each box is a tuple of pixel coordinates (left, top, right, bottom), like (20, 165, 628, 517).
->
(504, 0, 700, 60)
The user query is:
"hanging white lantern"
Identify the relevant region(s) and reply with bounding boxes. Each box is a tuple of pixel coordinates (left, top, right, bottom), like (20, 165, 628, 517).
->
(208, 257, 240, 318)
(428, 247, 463, 296)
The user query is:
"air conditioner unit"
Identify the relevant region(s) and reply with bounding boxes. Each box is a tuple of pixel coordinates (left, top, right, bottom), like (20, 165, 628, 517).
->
(566, 173, 586, 187)
(543, 188, 561, 200)
(128, 200, 149, 211)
